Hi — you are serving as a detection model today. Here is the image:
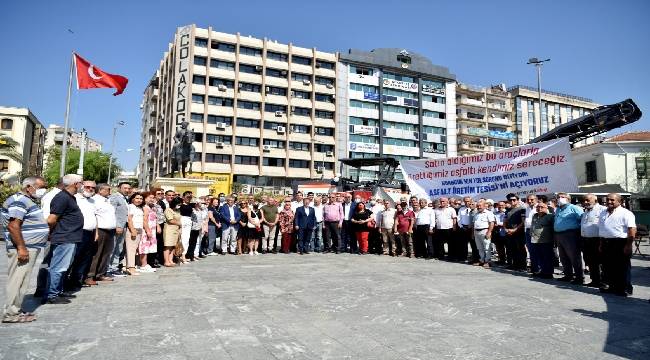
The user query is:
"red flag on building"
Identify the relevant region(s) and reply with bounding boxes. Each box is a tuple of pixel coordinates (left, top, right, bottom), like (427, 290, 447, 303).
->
(74, 53, 128, 96)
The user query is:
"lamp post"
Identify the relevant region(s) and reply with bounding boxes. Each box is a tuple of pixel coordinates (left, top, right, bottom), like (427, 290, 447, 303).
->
(107, 121, 125, 184)
(107, 148, 134, 185)
(527, 57, 550, 137)
(76, 128, 87, 176)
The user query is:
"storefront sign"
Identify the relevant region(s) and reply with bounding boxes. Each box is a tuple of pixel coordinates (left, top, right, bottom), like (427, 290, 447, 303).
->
(383, 78, 418, 92)
(351, 125, 378, 136)
(422, 84, 445, 95)
(349, 142, 380, 153)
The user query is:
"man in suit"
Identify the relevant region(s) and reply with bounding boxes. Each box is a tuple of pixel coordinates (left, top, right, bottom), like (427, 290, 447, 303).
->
(108, 182, 131, 276)
(294, 198, 316, 255)
(218, 196, 241, 255)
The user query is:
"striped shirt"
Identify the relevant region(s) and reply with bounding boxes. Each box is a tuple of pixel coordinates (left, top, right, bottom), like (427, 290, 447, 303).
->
(1, 192, 49, 250)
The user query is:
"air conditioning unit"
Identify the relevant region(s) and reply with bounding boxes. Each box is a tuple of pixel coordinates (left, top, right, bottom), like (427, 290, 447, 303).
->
(276, 126, 286, 134)
(302, 79, 311, 85)
(290, 106, 296, 112)
(315, 63, 321, 68)
(281, 70, 288, 75)
(316, 166, 324, 173)
(275, 111, 284, 117)
(326, 83, 334, 89)
(263, 145, 271, 152)
(325, 151, 334, 157)
(217, 84, 227, 91)
(265, 86, 270, 92)
(215, 142, 225, 148)
(255, 65, 263, 71)
(216, 122, 227, 129)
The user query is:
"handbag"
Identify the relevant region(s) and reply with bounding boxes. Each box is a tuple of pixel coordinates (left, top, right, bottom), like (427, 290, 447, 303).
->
(247, 213, 260, 229)
(367, 219, 376, 229)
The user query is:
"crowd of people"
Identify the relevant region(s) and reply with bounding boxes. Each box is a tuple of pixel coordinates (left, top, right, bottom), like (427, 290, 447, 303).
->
(0, 174, 639, 324)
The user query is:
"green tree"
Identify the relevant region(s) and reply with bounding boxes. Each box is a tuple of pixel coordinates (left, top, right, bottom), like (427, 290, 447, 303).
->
(0, 134, 23, 162)
(43, 146, 121, 186)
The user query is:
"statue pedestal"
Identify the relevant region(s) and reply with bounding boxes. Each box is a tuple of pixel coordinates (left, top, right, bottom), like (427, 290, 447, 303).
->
(151, 177, 215, 197)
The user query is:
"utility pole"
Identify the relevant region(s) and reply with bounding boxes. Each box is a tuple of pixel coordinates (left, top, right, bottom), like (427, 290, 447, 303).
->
(76, 128, 87, 176)
(107, 120, 125, 185)
(527, 57, 550, 139)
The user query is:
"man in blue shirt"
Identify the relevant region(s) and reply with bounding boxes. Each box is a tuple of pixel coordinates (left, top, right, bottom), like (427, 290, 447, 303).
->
(553, 192, 584, 284)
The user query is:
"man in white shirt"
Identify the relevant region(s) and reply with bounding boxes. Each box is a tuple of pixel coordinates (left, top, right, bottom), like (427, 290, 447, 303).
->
(311, 197, 324, 252)
(377, 202, 396, 255)
(524, 195, 538, 273)
(434, 197, 457, 259)
(291, 192, 304, 213)
(581, 193, 607, 287)
(69, 181, 98, 288)
(34, 179, 63, 297)
(41, 180, 63, 221)
(455, 196, 473, 262)
(368, 198, 385, 254)
(492, 201, 508, 264)
(414, 198, 435, 259)
(473, 199, 496, 268)
(340, 193, 356, 253)
(598, 193, 636, 296)
(87, 183, 117, 282)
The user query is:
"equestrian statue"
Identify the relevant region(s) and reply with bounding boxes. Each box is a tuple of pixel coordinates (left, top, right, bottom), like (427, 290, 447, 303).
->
(170, 120, 195, 178)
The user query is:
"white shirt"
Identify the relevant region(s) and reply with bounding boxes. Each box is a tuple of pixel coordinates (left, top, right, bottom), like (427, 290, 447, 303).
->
(435, 207, 457, 230)
(313, 204, 324, 222)
(458, 206, 472, 226)
(598, 206, 636, 239)
(228, 205, 236, 222)
(93, 194, 116, 230)
(128, 204, 144, 229)
(41, 188, 61, 220)
(378, 208, 396, 229)
(473, 210, 496, 230)
(343, 202, 353, 220)
(370, 204, 385, 222)
(415, 207, 435, 230)
(75, 193, 97, 231)
(524, 205, 537, 230)
(581, 203, 606, 238)
(303, 206, 310, 217)
(494, 211, 506, 227)
(291, 201, 302, 213)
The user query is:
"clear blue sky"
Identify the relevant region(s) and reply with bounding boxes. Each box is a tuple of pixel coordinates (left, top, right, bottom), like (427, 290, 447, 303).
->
(1, 0, 649, 171)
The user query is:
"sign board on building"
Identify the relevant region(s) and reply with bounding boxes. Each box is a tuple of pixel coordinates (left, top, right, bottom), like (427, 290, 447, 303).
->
(422, 84, 446, 96)
(174, 25, 192, 125)
(349, 142, 380, 153)
(382, 78, 418, 92)
(351, 125, 378, 136)
(363, 92, 380, 101)
(186, 172, 232, 195)
(489, 130, 515, 140)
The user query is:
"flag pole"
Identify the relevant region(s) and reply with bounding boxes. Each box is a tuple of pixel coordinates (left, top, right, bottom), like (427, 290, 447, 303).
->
(60, 52, 75, 177)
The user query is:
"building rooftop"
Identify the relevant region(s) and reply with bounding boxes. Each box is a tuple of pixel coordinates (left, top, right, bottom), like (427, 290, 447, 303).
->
(507, 85, 593, 103)
(605, 131, 650, 142)
(340, 48, 455, 81)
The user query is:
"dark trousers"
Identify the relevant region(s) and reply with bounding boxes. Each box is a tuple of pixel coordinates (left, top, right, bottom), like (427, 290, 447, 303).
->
(297, 228, 313, 253)
(413, 225, 429, 258)
(434, 228, 451, 259)
(492, 228, 507, 263)
(35, 244, 52, 296)
(368, 227, 382, 254)
(452, 227, 472, 261)
(468, 229, 479, 262)
(323, 221, 340, 252)
(533, 242, 555, 275)
(69, 230, 97, 285)
(582, 236, 602, 284)
(507, 233, 527, 269)
(151, 223, 164, 264)
(88, 228, 115, 279)
(340, 221, 356, 253)
(601, 238, 631, 294)
(186, 229, 200, 260)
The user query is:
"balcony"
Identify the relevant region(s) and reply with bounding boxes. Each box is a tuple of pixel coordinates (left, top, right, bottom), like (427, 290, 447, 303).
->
(456, 113, 485, 124)
(488, 115, 510, 126)
(458, 127, 489, 137)
(458, 143, 486, 152)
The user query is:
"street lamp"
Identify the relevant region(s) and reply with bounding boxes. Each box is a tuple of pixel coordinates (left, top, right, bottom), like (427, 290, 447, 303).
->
(107, 148, 134, 185)
(527, 57, 550, 135)
(107, 120, 126, 184)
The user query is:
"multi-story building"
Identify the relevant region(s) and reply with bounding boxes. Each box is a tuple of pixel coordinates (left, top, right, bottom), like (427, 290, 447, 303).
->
(337, 48, 456, 182)
(455, 83, 514, 155)
(508, 85, 599, 146)
(44, 124, 103, 152)
(0, 106, 46, 181)
(139, 25, 338, 188)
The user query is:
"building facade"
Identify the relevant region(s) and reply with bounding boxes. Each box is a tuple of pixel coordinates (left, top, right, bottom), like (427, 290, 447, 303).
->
(139, 25, 338, 188)
(336, 49, 456, 182)
(0, 106, 46, 181)
(508, 85, 599, 146)
(455, 83, 514, 155)
(44, 124, 103, 152)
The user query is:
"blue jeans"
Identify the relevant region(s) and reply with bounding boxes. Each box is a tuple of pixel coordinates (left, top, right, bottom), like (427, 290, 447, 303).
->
(46, 243, 76, 299)
(525, 229, 539, 273)
(311, 222, 323, 252)
(207, 226, 218, 254)
(109, 226, 126, 272)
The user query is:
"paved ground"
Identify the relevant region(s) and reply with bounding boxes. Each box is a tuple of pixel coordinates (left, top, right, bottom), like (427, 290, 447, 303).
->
(0, 243, 649, 360)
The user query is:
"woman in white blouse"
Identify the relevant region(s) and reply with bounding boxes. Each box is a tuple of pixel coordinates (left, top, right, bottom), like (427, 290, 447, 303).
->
(126, 193, 145, 276)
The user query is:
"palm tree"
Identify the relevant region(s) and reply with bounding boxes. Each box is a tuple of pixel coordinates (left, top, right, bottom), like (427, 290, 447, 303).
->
(0, 135, 23, 162)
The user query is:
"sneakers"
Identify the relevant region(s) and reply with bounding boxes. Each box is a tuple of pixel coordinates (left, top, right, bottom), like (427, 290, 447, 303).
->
(253, 251, 259, 256)
(137, 265, 156, 273)
(248, 251, 254, 256)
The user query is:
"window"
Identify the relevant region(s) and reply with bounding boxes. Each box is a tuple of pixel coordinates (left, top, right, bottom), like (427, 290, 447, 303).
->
(239, 64, 262, 74)
(239, 46, 262, 57)
(292, 107, 311, 117)
(541, 101, 548, 134)
(553, 104, 560, 124)
(292, 90, 311, 99)
(237, 100, 260, 111)
(1, 118, 14, 130)
(585, 160, 598, 182)
(290, 124, 311, 134)
(0, 159, 8, 171)
(265, 103, 287, 113)
(205, 153, 231, 164)
(349, 117, 378, 127)
(315, 127, 334, 136)
(235, 136, 259, 147)
(191, 94, 204, 104)
(349, 83, 378, 93)
(314, 144, 334, 153)
(266, 68, 286, 78)
(289, 159, 310, 168)
(239, 82, 261, 93)
(528, 100, 536, 138)
(384, 121, 416, 131)
(236, 118, 259, 128)
(383, 88, 417, 99)
(397, 52, 411, 65)
(566, 106, 573, 122)
(383, 138, 416, 147)
(263, 157, 285, 167)
(349, 65, 373, 76)
(350, 100, 378, 110)
(384, 105, 417, 115)
(263, 139, 285, 149)
(190, 113, 203, 123)
(423, 110, 445, 119)
(315, 93, 334, 103)
(193, 56, 207, 66)
(316, 60, 335, 70)
(422, 95, 445, 104)
(194, 38, 208, 47)
(209, 78, 234, 88)
(205, 134, 232, 144)
(210, 60, 235, 71)
(267, 51, 288, 62)
(292, 55, 312, 66)
(349, 135, 379, 143)
(266, 86, 287, 96)
(192, 75, 206, 85)
(208, 115, 232, 125)
(289, 142, 310, 151)
(208, 96, 233, 106)
(315, 76, 334, 86)
(636, 157, 650, 179)
(291, 73, 311, 82)
(315, 110, 334, 119)
(235, 155, 258, 165)
(212, 41, 235, 52)
(383, 73, 414, 83)
(423, 126, 446, 135)
(263, 121, 284, 130)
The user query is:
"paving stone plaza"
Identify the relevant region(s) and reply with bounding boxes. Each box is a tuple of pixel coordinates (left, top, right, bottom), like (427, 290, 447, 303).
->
(1, 244, 649, 360)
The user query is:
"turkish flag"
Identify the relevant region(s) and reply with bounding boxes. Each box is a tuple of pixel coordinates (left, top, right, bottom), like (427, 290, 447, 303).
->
(74, 53, 128, 96)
